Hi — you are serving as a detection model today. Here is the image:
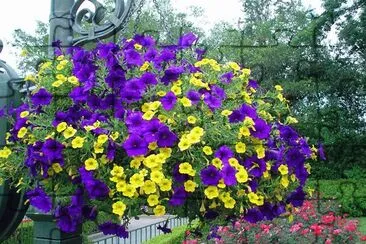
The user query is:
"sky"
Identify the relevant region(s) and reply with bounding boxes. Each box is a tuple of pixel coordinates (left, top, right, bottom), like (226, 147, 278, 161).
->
(0, 0, 323, 72)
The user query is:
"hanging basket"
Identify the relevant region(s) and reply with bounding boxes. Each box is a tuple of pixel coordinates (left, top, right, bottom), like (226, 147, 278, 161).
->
(0, 180, 29, 241)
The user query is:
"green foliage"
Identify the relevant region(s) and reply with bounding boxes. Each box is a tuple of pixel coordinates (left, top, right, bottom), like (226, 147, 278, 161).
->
(307, 179, 366, 217)
(144, 224, 188, 244)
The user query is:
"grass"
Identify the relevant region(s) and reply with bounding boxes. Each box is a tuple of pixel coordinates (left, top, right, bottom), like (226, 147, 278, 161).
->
(357, 217, 366, 235)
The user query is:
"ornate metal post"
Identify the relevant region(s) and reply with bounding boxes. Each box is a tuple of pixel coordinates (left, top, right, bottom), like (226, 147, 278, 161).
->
(49, 0, 75, 54)
(0, 39, 29, 242)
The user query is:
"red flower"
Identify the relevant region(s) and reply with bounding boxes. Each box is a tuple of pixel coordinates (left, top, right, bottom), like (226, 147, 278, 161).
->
(310, 224, 323, 236)
(322, 213, 335, 224)
(182, 240, 198, 244)
(344, 221, 357, 232)
(360, 235, 366, 241)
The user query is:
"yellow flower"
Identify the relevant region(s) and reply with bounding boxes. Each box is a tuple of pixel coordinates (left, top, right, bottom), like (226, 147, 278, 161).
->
(147, 194, 159, 206)
(221, 110, 232, 116)
(204, 186, 219, 199)
(140, 61, 150, 71)
(122, 184, 136, 198)
(97, 134, 109, 144)
(20, 111, 29, 118)
(191, 127, 204, 137)
(110, 132, 119, 141)
(63, 126, 76, 139)
(223, 197, 236, 209)
(239, 127, 250, 137)
(85, 158, 98, 171)
(52, 163, 63, 173)
(56, 64, 65, 71)
(71, 136, 85, 149)
(130, 158, 142, 169)
(248, 192, 259, 204)
(116, 180, 127, 191)
(158, 178, 172, 191)
(153, 205, 166, 216)
(171, 85, 182, 95)
(228, 158, 239, 168)
(157, 91, 166, 97)
(235, 142, 246, 153)
(184, 180, 197, 192)
(93, 142, 104, 154)
(275, 85, 283, 91)
(180, 97, 192, 107)
(148, 142, 158, 150)
(187, 116, 197, 124)
(111, 165, 124, 177)
(24, 74, 36, 82)
(150, 170, 164, 184)
(212, 158, 223, 169)
(278, 164, 288, 175)
(305, 163, 311, 174)
(112, 201, 126, 217)
(142, 180, 156, 194)
(130, 173, 144, 188)
(0, 147, 12, 158)
(277, 93, 285, 102)
(143, 154, 160, 168)
(67, 76, 79, 85)
(56, 55, 65, 61)
(178, 138, 191, 151)
(179, 162, 193, 175)
(255, 145, 265, 159)
(52, 79, 64, 88)
(203, 146, 213, 155)
(56, 122, 67, 132)
(17, 127, 28, 139)
(159, 148, 172, 158)
(187, 133, 200, 144)
(143, 111, 156, 120)
(227, 61, 240, 71)
(281, 175, 289, 188)
(100, 155, 110, 165)
(236, 169, 248, 183)
(134, 43, 143, 50)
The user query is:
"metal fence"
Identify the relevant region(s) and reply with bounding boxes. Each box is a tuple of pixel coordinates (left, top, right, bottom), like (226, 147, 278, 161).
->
(90, 217, 188, 244)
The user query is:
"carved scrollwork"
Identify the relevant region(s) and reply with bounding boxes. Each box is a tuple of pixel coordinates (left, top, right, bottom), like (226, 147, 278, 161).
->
(70, 0, 137, 45)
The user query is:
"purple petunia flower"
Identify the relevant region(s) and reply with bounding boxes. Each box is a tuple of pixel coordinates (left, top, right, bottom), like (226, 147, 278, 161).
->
(286, 147, 305, 168)
(140, 72, 158, 86)
(195, 48, 206, 60)
(143, 119, 163, 143)
(214, 146, 234, 163)
(278, 124, 299, 145)
(123, 134, 148, 157)
(186, 90, 201, 104)
(161, 66, 184, 85)
(42, 139, 64, 162)
(244, 208, 264, 223)
(286, 187, 306, 207)
(200, 165, 222, 186)
(221, 165, 237, 186)
(220, 72, 234, 84)
(99, 222, 129, 239)
(318, 143, 326, 160)
(250, 118, 271, 140)
(156, 126, 177, 147)
(157, 223, 172, 234)
(203, 93, 222, 111)
(160, 92, 177, 111)
(105, 67, 126, 89)
(31, 88, 52, 106)
(172, 164, 189, 183)
(26, 187, 52, 213)
(169, 186, 188, 206)
(124, 49, 143, 66)
(55, 205, 82, 233)
(178, 32, 198, 48)
(83, 178, 109, 200)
